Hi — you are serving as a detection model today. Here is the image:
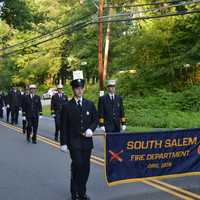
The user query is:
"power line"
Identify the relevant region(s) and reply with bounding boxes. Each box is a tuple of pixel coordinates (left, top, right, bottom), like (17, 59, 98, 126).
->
(99, 0, 200, 20)
(1, 6, 200, 58)
(0, 12, 96, 52)
(1, 32, 100, 58)
(104, 0, 191, 8)
(99, 9, 200, 23)
(130, 0, 200, 15)
(0, 21, 93, 58)
(1, 0, 197, 55)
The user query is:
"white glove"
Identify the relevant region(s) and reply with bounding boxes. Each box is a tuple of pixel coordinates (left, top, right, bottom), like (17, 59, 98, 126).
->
(52, 114, 55, 118)
(7, 105, 10, 108)
(100, 126, 106, 132)
(39, 115, 43, 119)
(122, 125, 127, 131)
(60, 145, 67, 152)
(19, 110, 22, 114)
(22, 116, 26, 121)
(85, 129, 93, 137)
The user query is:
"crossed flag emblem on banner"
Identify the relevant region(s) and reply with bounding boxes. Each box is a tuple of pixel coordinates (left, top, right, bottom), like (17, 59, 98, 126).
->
(109, 150, 124, 162)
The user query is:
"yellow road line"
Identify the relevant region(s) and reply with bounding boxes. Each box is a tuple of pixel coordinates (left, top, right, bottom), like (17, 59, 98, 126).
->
(151, 179, 200, 199)
(90, 159, 104, 166)
(0, 121, 57, 143)
(0, 121, 105, 163)
(0, 120, 199, 199)
(91, 154, 104, 162)
(0, 121, 104, 166)
(142, 180, 194, 200)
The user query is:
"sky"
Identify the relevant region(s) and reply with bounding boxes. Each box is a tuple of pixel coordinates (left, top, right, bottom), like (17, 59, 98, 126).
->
(0, 2, 3, 15)
(0, 2, 3, 10)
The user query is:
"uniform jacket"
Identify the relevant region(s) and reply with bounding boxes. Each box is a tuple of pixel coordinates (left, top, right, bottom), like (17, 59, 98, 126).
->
(20, 94, 27, 110)
(7, 91, 21, 108)
(51, 93, 68, 114)
(0, 94, 4, 107)
(60, 98, 98, 149)
(22, 94, 42, 118)
(98, 94, 126, 132)
(4, 94, 9, 106)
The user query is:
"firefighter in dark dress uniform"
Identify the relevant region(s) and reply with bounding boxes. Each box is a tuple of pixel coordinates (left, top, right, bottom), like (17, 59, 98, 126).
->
(7, 87, 21, 125)
(98, 80, 126, 133)
(5, 91, 11, 122)
(60, 71, 98, 200)
(51, 84, 68, 141)
(22, 84, 42, 144)
(0, 91, 4, 118)
(21, 87, 29, 134)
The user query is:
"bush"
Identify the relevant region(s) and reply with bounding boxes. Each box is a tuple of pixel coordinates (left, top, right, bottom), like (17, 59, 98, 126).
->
(124, 86, 200, 128)
(178, 85, 200, 111)
(41, 82, 200, 129)
(37, 84, 49, 96)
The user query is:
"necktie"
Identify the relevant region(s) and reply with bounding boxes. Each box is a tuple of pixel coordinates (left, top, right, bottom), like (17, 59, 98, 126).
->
(77, 100, 82, 112)
(111, 95, 114, 104)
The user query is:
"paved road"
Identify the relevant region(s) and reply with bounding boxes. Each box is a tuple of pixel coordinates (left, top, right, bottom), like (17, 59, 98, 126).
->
(0, 123, 183, 200)
(2, 108, 105, 158)
(1, 109, 200, 200)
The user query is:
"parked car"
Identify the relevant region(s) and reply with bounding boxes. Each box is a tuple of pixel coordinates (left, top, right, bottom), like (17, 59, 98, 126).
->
(42, 88, 57, 99)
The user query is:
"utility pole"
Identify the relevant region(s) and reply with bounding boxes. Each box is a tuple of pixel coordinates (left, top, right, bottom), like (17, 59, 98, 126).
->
(98, 0, 104, 92)
(103, 4, 112, 82)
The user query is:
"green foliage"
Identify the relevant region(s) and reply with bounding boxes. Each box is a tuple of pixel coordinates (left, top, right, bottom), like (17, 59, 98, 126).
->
(178, 85, 200, 112)
(37, 84, 49, 96)
(1, 0, 200, 90)
(42, 105, 51, 117)
(0, 0, 47, 30)
(124, 86, 200, 128)
(127, 107, 200, 129)
(40, 84, 200, 129)
(1, 0, 200, 129)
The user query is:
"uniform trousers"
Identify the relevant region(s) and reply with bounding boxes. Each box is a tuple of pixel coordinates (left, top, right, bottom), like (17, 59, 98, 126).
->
(69, 149, 91, 197)
(27, 116, 39, 141)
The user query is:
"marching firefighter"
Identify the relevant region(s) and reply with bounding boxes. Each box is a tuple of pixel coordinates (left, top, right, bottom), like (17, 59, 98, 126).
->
(22, 84, 42, 144)
(60, 71, 98, 200)
(98, 80, 126, 133)
(0, 91, 4, 119)
(51, 84, 68, 141)
(7, 87, 21, 125)
(20, 87, 29, 134)
(5, 90, 11, 123)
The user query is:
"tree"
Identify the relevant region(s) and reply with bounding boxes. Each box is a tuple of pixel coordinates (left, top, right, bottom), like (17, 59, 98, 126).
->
(0, 0, 47, 30)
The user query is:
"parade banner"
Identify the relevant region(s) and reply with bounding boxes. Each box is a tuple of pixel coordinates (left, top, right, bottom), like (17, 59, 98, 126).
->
(105, 128, 200, 186)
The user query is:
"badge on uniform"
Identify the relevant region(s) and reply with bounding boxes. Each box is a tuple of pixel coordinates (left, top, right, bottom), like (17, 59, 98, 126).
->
(86, 111, 90, 115)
